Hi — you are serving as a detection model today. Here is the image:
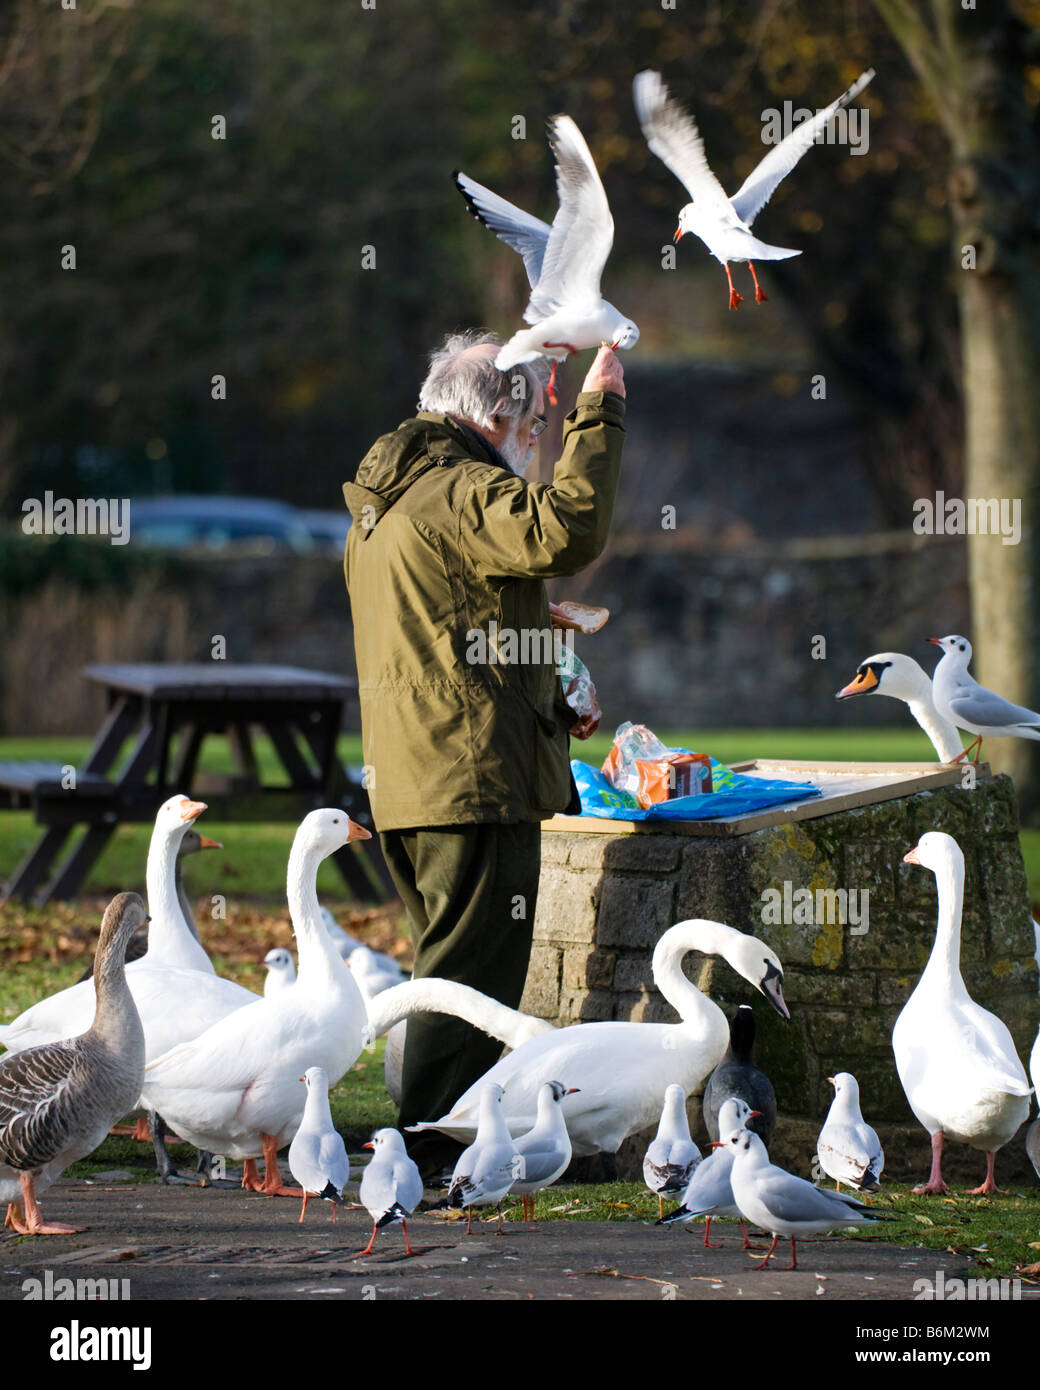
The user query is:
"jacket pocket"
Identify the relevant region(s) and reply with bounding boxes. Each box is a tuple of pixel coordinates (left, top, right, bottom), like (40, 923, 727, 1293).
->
(532, 711, 572, 811)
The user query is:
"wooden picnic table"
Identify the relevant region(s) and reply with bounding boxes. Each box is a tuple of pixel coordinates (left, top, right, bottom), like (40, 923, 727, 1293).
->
(0, 663, 394, 905)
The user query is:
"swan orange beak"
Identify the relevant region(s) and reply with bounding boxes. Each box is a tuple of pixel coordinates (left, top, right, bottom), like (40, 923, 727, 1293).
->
(180, 799, 207, 821)
(836, 668, 878, 699)
(903, 847, 922, 864)
(347, 819, 372, 842)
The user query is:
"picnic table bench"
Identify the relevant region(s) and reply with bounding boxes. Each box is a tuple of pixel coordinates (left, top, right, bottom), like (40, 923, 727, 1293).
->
(0, 662, 395, 905)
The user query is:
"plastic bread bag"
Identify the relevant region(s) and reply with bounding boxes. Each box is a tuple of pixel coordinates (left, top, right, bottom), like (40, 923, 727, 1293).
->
(602, 722, 712, 809)
(557, 644, 601, 736)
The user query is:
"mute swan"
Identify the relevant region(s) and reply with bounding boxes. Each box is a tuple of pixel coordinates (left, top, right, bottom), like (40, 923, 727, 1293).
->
(702, 1005, 776, 1145)
(816, 1071, 884, 1192)
(288, 1066, 349, 1223)
(0, 894, 147, 1235)
(725, 1127, 891, 1270)
(140, 810, 372, 1195)
(836, 651, 964, 762)
(893, 831, 1031, 1194)
(359, 1129, 423, 1256)
(643, 1084, 701, 1219)
(511, 1080, 578, 1221)
(446, 1083, 519, 1234)
(930, 635, 1040, 763)
(0, 797, 255, 1063)
(657, 1096, 758, 1249)
(367, 978, 556, 1107)
(410, 919, 789, 1156)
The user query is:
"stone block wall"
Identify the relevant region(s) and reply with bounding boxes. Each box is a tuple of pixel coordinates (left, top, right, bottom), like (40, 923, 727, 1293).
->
(521, 774, 1040, 1184)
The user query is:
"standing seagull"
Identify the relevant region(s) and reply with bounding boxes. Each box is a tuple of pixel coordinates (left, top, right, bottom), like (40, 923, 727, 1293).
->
(929, 635, 1040, 764)
(510, 1080, 578, 1221)
(446, 1083, 519, 1234)
(288, 1066, 349, 1223)
(0, 893, 147, 1234)
(633, 68, 874, 309)
(726, 1128, 890, 1270)
(657, 1096, 759, 1249)
(262, 948, 296, 997)
(643, 1084, 701, 1219)
(454, 115, 639, 404)
(358, 1128, 424, 1256)
(816, 1071, 884, 1192)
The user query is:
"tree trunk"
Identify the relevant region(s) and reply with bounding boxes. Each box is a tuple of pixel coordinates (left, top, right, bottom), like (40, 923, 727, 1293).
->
(872, 0, 1040, 811)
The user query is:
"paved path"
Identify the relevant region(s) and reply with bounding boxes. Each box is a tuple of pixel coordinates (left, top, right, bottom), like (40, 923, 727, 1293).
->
(0, 1176, 964, 1302)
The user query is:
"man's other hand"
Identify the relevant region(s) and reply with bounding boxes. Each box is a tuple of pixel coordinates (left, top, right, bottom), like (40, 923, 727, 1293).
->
(581, 343, 626, 398)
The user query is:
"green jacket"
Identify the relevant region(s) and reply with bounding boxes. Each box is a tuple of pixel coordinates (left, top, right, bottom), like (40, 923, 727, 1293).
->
(342, 389, 626, 829)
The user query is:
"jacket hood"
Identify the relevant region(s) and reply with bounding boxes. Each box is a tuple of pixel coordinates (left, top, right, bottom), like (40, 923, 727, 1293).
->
(342, 413, 500, 538)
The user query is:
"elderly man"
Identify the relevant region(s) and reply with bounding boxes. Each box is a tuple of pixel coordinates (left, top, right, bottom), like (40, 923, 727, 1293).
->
(342, 330, 626, 1178)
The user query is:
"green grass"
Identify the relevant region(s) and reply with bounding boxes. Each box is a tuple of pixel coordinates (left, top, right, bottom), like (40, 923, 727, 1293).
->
(457, 1181, 1040, 1279)
(4, 730, 1036, 902)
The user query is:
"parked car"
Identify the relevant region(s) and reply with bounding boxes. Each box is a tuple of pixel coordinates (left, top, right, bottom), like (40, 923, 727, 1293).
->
(129, 496, 316, 552)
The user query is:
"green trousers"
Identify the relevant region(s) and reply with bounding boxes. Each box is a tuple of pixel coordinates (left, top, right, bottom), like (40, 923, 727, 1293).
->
(379, 821, 541, 1177)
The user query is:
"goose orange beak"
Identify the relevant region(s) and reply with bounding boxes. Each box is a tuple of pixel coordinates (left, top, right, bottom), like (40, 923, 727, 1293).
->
(180, 799, 207, 821)
(348, 820, 372, 841)
(903, 847, 922, 864)
(198, 835, 223, 849)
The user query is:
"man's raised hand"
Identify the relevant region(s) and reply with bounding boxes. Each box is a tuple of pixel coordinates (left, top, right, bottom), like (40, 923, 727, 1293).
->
(581, 343, 626, 398)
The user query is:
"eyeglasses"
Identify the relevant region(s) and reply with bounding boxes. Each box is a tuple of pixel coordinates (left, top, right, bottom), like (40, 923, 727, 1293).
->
(529, 415, 548, 438)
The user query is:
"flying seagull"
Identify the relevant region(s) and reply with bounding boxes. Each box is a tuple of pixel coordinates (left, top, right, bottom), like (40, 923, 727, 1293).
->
(633, 67, 875, 309)
(455, 115, 639, 404)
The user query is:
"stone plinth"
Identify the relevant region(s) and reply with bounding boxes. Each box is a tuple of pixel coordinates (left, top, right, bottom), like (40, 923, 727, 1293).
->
(521, 770, 1039, 1184)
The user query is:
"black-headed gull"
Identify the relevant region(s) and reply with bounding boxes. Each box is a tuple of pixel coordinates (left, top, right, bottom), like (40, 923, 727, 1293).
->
(287, 1065, 350, 1223)
(643, 1083, 701, 1219)
(702, 1005, 776, 1145)
(836, 651, 965, 762)
(657, 1096, 760, 1249)
(446, 1082, 519, 1234)
(455, 115, 639, 404)
(816, 1071, 884, 1192)
(510, 1080, 577, 1221)
(726, 1127, 890, 1269)
(929, 635, 1040, 764)
(358, 1128, 424, 1256)
(633, 68, 874, 309)
(262, 948, 296, 997)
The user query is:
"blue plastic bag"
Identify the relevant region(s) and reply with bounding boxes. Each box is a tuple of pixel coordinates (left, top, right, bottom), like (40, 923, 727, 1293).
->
(568, 755, 821, 821)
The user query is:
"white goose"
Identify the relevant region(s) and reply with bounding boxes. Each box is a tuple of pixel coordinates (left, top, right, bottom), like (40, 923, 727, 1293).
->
(409, 920, 789, 1158)
(0, 893, 147, 1234)
(836, 652, 964, 763)
(894, 831, 1032, 1194)
(0, 797, 256, 1064)
(140, 809, 372, 1195)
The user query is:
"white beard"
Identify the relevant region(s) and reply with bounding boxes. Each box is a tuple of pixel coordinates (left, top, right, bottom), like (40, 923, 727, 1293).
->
(500, 424, 535, 477)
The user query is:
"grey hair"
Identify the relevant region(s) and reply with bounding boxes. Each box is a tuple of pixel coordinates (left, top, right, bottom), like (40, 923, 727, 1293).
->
(417, 330, 550, 431)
